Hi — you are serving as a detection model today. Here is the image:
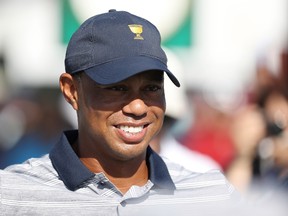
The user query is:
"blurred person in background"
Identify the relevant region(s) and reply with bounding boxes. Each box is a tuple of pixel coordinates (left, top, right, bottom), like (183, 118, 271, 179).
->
(179, 89, 236, 172)
(0, 88, 73, 168)
(226, 45, 288, 195)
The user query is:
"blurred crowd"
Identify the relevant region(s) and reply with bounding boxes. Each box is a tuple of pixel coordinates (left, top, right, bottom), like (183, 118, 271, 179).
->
(226, 46, 288, 194)
(0, 87, 74, 168)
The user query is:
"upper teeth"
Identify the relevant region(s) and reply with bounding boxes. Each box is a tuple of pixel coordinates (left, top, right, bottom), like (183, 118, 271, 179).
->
(119, 125, 143, 133)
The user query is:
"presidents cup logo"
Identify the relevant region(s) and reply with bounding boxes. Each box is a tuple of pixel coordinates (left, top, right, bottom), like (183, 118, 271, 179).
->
(128, 24, 144, 40)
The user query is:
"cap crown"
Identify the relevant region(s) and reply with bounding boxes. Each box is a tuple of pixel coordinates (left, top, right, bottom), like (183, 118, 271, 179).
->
(65, 10, 167, 74)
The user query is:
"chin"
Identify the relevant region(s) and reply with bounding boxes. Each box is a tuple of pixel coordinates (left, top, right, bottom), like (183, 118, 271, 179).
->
(113, 144, 147, 161)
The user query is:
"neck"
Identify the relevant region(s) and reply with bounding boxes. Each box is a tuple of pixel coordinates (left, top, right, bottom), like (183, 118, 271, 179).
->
(80, 157, 148, 194)
(72, 135, 149, 194)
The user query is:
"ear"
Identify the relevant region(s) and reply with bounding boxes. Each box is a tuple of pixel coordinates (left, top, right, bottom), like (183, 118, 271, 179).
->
(59, 73, 79, 110)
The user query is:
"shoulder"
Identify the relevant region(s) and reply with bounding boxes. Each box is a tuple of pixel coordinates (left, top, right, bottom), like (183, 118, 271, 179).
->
(1, 154, 60, 186)
(163, 158, 240, 200)
(163, 156, 224, 181)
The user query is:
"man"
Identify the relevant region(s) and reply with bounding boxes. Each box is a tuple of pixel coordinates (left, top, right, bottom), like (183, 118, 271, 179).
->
(0, 10, 240, 215)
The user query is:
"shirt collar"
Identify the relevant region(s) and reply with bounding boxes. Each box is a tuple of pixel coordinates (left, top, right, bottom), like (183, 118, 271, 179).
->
(49, 130, 176, 191)
(146, 146, 176, 190)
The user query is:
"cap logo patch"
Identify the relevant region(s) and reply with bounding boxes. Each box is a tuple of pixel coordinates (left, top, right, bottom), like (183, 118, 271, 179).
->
(128, 24, 144, 40)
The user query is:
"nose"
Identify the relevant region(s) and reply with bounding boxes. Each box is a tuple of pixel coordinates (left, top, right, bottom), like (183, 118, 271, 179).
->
(122, 98, 148, 117)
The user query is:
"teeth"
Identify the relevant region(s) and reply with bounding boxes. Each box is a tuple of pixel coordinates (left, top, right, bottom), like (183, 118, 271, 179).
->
(119, 125, 144, 134)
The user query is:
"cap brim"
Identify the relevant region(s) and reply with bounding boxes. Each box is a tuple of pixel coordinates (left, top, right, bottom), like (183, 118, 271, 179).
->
(84, 56, 180, 87)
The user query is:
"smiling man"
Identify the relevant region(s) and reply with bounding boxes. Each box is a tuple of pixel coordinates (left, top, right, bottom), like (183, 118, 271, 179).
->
(60, 70, 166, 193)
(0, 10, 240, 215)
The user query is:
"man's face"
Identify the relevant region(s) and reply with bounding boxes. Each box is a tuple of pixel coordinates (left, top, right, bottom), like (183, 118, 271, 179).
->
(75, 70, 165, 162)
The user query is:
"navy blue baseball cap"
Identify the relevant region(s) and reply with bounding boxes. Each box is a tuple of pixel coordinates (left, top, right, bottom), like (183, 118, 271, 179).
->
(65, 9, 180, 87)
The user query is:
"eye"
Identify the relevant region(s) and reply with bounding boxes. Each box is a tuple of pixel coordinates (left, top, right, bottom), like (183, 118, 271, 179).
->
(144, 85, 162, 92)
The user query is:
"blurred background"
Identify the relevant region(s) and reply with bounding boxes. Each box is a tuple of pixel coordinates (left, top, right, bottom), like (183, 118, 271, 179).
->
(0, 0, 288, 204)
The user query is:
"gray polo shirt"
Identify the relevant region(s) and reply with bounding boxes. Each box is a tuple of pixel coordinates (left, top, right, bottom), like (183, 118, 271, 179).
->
(0, 130, 240, 215)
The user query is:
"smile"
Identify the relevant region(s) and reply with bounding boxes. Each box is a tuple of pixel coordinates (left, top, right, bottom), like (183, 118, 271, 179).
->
(115, 124, 149, 143)
(119, 125, 144, 134)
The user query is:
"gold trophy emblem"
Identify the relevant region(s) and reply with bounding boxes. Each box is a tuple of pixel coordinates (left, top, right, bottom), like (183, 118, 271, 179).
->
(128, 24, 144, 40)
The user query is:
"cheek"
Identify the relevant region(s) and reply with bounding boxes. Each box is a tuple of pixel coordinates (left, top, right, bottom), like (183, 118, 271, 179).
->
(149, 93, 166, 112)
(148, 95, 165, 122)
(155, 105, 165, 119)
(82, 110, 115, 148)
(78, 95, 113, 131)
(146, 95, 165, 118)
(150, 105, 165, 133)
